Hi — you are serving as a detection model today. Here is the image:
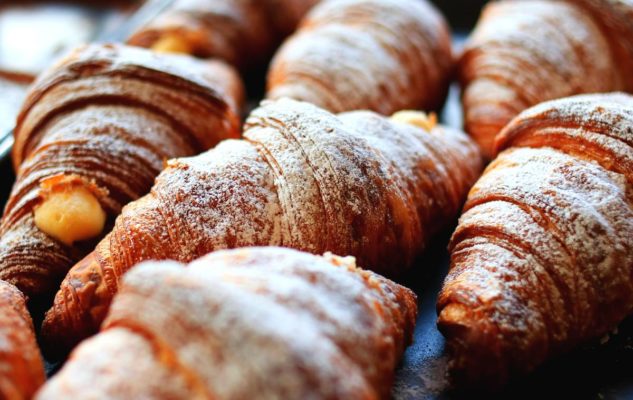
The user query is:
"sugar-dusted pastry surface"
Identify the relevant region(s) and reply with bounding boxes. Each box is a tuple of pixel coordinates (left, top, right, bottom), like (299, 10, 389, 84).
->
(267, 0, 453, 114)
(37, 247, 417, 400)
(438, 93, 633, 387)
(0, 43, 243, 300)
(459, 0, 633, 158)
(42, 98, 483, 354)
(0, 281, 45, 399)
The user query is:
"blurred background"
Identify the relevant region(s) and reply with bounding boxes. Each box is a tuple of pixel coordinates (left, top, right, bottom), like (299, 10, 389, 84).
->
(0, 0, 487, 136)
(0, 0, 142, 137)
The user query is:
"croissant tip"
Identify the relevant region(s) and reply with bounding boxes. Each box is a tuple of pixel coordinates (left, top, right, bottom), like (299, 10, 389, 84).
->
(39, 252, 106, 359)
(438, 302, 510, 390)
(40, 309, 71, 361)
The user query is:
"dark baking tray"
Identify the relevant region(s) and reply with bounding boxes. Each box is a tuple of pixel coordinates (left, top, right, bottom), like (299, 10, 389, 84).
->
(0, 1, 632, 398)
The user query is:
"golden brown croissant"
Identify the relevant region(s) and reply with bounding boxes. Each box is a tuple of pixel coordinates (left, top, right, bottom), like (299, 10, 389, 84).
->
(0, 281, 45, 399)
(42, 98, 483, 355)
(127, 0, 320, 68)
(459, 0, 633, 158)
(437, 93, 633, 388)
(266, 0, 453, 114)
(0, 43, 243, 301)
(36, 247, 417, 399)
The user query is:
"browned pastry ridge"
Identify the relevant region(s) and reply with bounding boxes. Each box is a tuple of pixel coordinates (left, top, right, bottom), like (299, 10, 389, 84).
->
(266, 0, 453, 114)
(0, 281, 45, 399)
(42, 98, 483, 355)
(459, 0, 633, 158)
(127, 0, 320, 68)
(36, 247, 417, 399)
(437, 93, 633, 388)
(0, 43, 243, 301)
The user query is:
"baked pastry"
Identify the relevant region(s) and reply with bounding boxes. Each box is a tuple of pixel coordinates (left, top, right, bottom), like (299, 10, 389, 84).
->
(437, 93, 633, 387)
(459, 0, 633, 158)
(127, 0, 320, 68)
(0, 43, 243, 301)
(266, 0, 453, 114)
(36, 247, 417, 399)
(0, 281, 46, 399)
(42, 98, 483, 354)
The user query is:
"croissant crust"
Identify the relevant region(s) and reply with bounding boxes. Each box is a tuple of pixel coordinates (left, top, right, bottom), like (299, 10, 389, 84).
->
(128, 0, 320, 68)
(36, 247, 417, 399)
(42, 98, 482, 354)
(267, 0, 453, 114)
(0, 281, 45, 399)
(0, 43, 243, 299)
(459, 0, 633, 158)
(438, 93, 633, 387)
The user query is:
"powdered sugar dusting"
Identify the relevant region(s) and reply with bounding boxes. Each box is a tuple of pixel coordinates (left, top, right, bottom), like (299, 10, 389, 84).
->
(40, 247, 417, 399)
(267, 0, 453, 114)
(0, 282, 44, 399)
(0, 43, 242, 300)
(439, 93, 633, 386)
(44, 97, 483, 350)
(460, 0, 632, 157)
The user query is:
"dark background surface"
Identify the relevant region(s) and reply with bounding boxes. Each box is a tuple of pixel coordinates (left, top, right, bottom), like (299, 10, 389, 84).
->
(432, 0, 488, 31)
(0, 0, 632, 398)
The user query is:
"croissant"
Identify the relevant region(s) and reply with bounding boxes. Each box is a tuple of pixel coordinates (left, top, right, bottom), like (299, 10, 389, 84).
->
(266, 0, 453, 114)
(459, 0, 633, 158)
(437, 93, 633, 388)
(127, 0, 320, 68)
(0, 281, 45, 399)
(36, 247, 417, 399)
(42, 98, 483, 354)
(0, 43, 243, 301)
